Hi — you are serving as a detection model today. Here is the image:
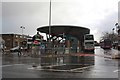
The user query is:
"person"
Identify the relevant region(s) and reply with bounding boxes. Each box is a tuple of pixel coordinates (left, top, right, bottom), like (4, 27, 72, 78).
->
(40, 43, 45, 54)
(17, 46, 22, 57)
(1, 44, 4, 54)
(32, 32, 42, 56)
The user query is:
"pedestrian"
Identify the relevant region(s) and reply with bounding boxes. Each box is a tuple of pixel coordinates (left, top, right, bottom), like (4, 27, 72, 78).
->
(17, 46, 22, 57)
(1, 44, 4, 54)
(40, 43, 45, 54)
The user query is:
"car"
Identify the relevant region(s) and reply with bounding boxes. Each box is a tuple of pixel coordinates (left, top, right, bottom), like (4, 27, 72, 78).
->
(118, 45, 120, 50)
(10, 46, 20, 52)
(112, 53, 120, 59)
(112, 42, 118, 49)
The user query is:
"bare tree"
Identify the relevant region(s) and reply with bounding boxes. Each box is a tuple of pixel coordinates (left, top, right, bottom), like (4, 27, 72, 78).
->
(100, 31, 118, 42)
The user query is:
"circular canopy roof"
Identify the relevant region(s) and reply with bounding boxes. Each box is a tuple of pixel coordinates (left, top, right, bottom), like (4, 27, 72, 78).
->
(37, 25, 90, 40)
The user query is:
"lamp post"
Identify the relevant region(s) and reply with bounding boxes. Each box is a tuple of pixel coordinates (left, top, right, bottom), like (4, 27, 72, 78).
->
(115, 23, 120, 50)
(20, 26, 25, 38)
(49, 0, 51, 43)
(115, 23, 120, 34)
(48, 0, 52, 52)
(48, 0, 54, 65)
(112, 28, 115, 34)
(112, 28, 115, 43)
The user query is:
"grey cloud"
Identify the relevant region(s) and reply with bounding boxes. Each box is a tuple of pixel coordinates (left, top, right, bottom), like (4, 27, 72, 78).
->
(2, 2, 49, 35)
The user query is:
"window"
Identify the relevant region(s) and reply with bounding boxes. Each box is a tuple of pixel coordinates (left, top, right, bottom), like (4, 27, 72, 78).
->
(85, 35, 94, 40)
(16, 35, 18, 38)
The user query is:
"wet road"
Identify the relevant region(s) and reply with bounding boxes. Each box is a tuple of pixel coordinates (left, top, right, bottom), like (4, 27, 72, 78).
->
(1, 46, 120, 79)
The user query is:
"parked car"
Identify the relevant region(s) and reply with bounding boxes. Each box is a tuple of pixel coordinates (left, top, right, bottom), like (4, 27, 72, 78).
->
(112, 52, 120, 59)
(112, 42, 118, 49)
(10, 46, 21, 52)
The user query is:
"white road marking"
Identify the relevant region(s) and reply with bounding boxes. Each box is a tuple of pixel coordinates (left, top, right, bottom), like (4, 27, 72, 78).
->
(13, 64, 25, 66)
(28, 67, 84, 73)
(0, 65, 12, 67)
(28, 65, 88, 73)
(113, 69, 120, 72)
(28, 67, 36, 70)
(70, 66, 93, 71)
(1, 64, 25, 67)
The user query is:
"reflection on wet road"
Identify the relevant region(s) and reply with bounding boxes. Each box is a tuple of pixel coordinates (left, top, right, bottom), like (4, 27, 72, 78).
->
(2, 46, 120, 78)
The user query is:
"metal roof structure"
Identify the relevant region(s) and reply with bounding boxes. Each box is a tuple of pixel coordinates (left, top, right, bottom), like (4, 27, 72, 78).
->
(37, 25, 90, 40)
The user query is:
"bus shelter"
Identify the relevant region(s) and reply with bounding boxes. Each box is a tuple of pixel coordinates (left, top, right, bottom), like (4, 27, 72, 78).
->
(37, 25, 90, 54)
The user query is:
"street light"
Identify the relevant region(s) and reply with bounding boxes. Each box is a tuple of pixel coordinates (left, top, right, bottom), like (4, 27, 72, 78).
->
(20, 26, 25, 38)
(112, 28, 115, 34)
(115, 23, 120, 50)
(49, 0, 52, 43)
(48, 0, 52, 52)
(115, 23, 120, 34)
(112, 28, 115, 43)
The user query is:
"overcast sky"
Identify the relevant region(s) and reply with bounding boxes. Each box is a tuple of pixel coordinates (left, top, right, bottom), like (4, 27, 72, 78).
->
(1, 0, 120, 41)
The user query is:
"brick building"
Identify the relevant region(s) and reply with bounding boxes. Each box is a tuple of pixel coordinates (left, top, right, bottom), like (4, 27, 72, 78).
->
(2, 34, 31, 50)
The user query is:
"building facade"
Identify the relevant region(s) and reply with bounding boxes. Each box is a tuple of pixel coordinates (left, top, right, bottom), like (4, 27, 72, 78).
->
(2, 34, 31, 50)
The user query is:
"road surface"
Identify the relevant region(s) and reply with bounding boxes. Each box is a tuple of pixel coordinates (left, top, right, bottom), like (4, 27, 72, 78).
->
(1, 46, 120, 79)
